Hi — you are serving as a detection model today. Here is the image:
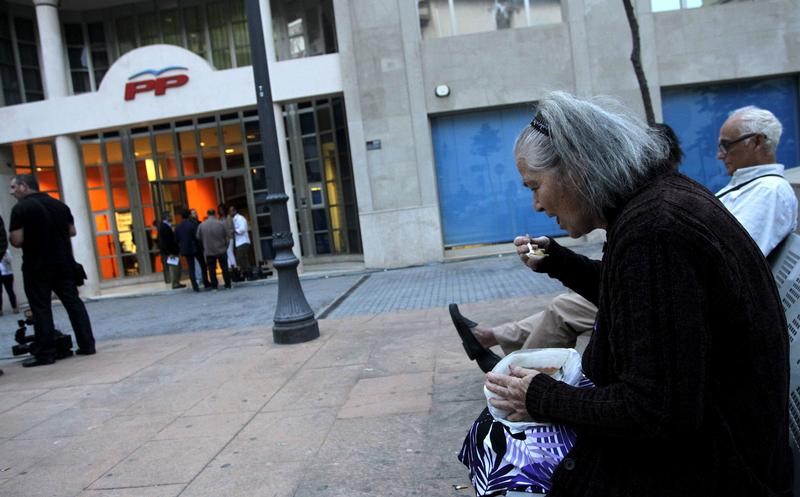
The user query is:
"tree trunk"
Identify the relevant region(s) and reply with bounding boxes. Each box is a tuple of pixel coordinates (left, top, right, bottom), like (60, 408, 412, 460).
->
(622, 0, 656, 126)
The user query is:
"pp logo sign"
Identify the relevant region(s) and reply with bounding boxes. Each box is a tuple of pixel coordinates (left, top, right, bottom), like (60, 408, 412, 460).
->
(124, 66, 189, 101)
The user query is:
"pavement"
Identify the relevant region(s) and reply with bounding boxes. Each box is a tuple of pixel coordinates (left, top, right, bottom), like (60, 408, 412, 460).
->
(0, 242, 602, 497)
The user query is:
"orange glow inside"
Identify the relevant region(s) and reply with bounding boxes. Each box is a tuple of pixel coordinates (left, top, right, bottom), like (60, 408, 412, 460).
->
(99, 257, 119, 279)
(37, 168, 59, 192)
(185, 178, 218, 220)
(96, 235, 115, 257)
(88, 189, 108, 212)
(12, 143, 30, 166)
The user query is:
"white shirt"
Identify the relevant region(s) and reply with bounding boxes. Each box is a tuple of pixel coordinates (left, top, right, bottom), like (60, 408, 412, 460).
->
(0, 252, 12, 276)
(232, 213, 251, 247)
(715, 163, 798, 256)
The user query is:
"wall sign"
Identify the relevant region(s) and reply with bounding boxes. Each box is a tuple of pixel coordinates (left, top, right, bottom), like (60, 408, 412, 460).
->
(124, 66, 190, 101)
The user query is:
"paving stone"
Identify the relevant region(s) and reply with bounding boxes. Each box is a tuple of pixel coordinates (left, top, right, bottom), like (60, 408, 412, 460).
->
(261, 364, 362, 412)
(0, 389, 48, 413)
(339, 372, 432, 419)
(0, 400, 74, 439)
(214, 408, 337, 465)
(92, 437, 230, 488)
(179, 461, 304, 497)
(184, 376, 286, 416)
(76, 484, 185, 497)
(154, 412, 253, 440)
(14, 407, 118, 440)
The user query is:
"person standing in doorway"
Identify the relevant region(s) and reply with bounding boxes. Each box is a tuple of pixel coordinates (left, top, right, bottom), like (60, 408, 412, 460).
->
(219, 203, 236, 269)
(157, 211, 185, 289)
(230, 205, 252, 275)
(175, 208, 204, 292)
(9, 174, 96, 367)
(197, 208, 231, 289)
(189, 208, 211, 289)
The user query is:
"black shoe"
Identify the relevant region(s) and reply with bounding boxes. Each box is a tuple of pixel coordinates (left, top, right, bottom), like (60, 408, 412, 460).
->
(22, 356, 55, 368)
(172, 283, 187, 289)
(192, 287, 200, 292)
(76, 348, 96, 356)
(449, 303, 501, 373)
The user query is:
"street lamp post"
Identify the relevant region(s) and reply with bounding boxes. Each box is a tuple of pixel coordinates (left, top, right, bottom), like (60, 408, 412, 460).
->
(245, 0, 319, 344)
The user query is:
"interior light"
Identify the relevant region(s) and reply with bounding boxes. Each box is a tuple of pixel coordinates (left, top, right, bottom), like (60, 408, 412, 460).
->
(35, 167, 42, 172)
(199, 141, 206, 147)
(134, 152, 140, 157)
(246, 134, 256, 140)
(310, 186, 321, 192)
(145, 159, 156, 182)
(224, 148, 235, 154)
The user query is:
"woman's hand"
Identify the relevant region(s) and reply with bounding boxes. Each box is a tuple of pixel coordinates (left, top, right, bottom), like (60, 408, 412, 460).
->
(514, 235, 550, 271)
(485, 365, 541, 422)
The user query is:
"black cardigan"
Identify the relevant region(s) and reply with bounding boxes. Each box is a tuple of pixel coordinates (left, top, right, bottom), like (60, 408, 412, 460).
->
(527, 172, 792, 496)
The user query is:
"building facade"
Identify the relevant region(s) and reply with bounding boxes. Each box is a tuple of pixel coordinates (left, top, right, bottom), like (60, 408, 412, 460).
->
(0, 0, 797, 296)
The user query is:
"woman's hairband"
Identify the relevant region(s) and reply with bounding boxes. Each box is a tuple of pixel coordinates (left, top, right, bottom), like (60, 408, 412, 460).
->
(530, 114, 550, 137)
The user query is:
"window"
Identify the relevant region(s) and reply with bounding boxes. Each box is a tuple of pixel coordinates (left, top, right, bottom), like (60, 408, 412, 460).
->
(207, 2, 232, 69)
(63, 21, 110, 93)
(419, 0, 562, 39)
(12, 15, 43, 102)
(115, 16, 136, 55)
(10, 141, 60, 197)
(651, 0, 747, 12)
(270, 0, 337, 61)
(183, 6, 206, 58)
(0, 9, 21, 105)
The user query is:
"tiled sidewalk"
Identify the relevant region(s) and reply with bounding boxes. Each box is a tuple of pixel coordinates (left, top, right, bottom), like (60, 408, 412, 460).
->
(0, 291, 560, 497)
(0, 244, 603, 496)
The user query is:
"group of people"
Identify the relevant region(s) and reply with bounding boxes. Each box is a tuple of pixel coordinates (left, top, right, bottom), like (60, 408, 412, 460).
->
(157, 204, 252, 292)
(451, 94, 796, 496)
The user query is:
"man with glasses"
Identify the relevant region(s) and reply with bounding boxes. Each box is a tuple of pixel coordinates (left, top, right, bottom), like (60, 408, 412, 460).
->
(715, 105, 797, 256)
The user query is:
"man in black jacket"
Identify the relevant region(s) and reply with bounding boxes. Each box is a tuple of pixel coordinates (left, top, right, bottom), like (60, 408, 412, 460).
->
(175, 208, 208, 292)
(9, 174, 96, 367)
(157, 211, 185, 289)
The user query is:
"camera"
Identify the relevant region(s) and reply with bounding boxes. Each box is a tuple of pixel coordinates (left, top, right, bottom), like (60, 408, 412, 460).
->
(11, 312, 74, 359)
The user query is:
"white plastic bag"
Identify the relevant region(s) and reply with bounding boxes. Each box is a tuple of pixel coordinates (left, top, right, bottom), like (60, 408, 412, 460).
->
(484, 348, 582, 433)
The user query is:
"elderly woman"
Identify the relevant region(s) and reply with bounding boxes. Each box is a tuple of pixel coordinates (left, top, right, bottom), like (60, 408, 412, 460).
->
(460, 92, 791, 496)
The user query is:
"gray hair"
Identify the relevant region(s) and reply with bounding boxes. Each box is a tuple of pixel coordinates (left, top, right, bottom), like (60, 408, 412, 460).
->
(514, 91, 668, 218)
(730, 105, 782, 155)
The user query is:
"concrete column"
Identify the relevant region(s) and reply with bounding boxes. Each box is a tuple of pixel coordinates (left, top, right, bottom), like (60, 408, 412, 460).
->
(0, 146, 25, 307)
(260, 0, 303, 267)
(34, 0, 100, 296)
(55, 136, 99, 296)
(33, 0, 68, 99)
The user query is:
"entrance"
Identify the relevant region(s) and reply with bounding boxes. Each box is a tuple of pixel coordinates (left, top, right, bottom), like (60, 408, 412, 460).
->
(78, 104, 360, 281)
(153, 173, 254, 258)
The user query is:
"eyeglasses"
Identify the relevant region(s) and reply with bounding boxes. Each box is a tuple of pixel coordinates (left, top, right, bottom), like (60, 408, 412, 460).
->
(718, 133, 757, 154)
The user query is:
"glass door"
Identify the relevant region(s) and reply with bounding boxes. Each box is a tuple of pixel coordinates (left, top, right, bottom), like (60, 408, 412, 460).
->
(216, 173, 259, 264)
(151, 180, 187, 222)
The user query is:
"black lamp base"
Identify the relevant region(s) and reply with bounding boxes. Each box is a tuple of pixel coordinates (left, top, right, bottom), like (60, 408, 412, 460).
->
(272, 319, 320, 344)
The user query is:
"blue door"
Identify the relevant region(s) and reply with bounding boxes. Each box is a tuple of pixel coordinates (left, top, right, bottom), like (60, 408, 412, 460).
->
(662, 76, 799, 194)
(432, 107, 564, 247)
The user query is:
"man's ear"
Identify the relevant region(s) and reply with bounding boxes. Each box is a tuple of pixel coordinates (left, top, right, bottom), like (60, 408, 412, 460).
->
(753, 133, 766, 150)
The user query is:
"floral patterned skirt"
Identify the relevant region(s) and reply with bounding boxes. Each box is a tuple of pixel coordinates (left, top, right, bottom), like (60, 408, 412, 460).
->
(458, 377, 593, 496)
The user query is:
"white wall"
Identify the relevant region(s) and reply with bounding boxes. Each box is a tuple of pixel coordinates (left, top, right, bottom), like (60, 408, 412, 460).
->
(0, 45, 343, 144)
